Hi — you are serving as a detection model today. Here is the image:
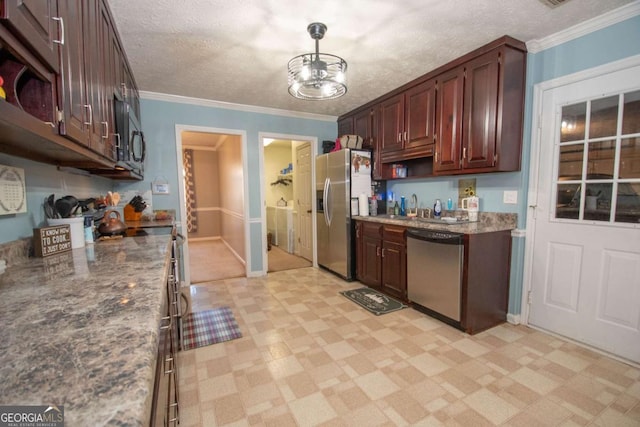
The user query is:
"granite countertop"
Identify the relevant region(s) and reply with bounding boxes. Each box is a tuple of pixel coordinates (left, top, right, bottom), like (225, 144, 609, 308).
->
(354, 211, 517, 234)
(0, 234, 173, 426)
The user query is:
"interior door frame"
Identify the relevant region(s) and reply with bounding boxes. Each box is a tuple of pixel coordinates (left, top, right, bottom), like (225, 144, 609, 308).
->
(175, 124, 250, 283)
(259, 132, 318, 275)
(521, 54, 640, 325)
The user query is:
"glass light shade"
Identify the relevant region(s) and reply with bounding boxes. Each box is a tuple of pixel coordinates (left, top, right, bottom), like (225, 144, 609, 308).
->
(288, 53, 347, 100)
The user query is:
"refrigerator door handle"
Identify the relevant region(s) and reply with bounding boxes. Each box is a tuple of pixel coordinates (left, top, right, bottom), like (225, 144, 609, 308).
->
(326, 178, 332, 226)
(323, 177, 330, 226)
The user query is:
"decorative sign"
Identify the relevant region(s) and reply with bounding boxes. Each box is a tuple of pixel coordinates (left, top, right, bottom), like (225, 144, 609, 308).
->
(151, 182, 170, 195)
(0, 165, 27, 215)
(33, 225, 72, 257)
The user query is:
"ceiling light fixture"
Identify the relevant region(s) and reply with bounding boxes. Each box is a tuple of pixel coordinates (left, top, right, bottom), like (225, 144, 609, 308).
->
(288, 22, 347, 101)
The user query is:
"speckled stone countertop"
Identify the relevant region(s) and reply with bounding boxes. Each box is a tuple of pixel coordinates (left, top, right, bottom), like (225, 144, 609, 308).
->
(354, 211, 517, 234)
(0, 234, 172, 426)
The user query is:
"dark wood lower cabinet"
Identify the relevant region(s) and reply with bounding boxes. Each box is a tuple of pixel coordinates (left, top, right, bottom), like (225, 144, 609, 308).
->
(356, 219, 511, 334)
(151, 253, 180, 426)
(381, 226, 407, 300)
(355, 221, 407, 301)
(461, 230, 511, 334)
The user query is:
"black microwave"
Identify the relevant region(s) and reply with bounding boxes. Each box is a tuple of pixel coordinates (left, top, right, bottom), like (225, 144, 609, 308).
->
(114, 97, 145, 174)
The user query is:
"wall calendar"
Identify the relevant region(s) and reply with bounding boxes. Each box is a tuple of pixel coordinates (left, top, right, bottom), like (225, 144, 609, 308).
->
(0, 165, 27, 215)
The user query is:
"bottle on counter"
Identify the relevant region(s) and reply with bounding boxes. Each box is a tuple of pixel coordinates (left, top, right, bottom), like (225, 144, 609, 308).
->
(400, 196, 406, 216)
(447, 198, 453, 210)
(434, 199, 442, 218)
(393, 201, 400, 216)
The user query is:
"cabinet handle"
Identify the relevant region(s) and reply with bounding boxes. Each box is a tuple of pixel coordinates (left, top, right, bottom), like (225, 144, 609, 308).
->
(83, 105, 92, 127)
(376, 247, 380, 257)
(404, 131, 407, 142)
(397, 133, 401, 143)
(121, 83, 127, 98)
(102, 121, 109, 140)
(52, 17, 64, 45)
(382, 248, 385, 258)
(435, 151, 438, 163)
(463, 147, 467, 160)
(114, 133, 121, 148)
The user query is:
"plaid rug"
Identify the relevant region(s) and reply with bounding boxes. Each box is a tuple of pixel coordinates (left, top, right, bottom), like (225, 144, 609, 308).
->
(182, 307, 242, 350)
(340, 287, 407, 316)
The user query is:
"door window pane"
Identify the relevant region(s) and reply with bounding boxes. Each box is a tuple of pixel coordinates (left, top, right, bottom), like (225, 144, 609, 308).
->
(587, 140, 615, 177)
(555, 89, 640, 225)
(556, 183, 580, 220)
(615, 182, 640, 224)
(622, 90, 640, 135)
(583, 182, 612, 221)
(560, 103, 586, 142)
(619, 137, 640, 179)
(590, 96, 618, 139)
(558, 143, 583, 179)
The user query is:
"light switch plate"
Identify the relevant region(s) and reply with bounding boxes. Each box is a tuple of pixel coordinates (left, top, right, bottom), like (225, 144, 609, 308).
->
(503, 191, 518, 204)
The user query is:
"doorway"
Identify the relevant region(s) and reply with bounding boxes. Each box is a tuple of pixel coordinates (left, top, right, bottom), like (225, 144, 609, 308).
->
(261, 134, 315, 273)
(524, 58, 640, 364)
(175, 126, 249, 284)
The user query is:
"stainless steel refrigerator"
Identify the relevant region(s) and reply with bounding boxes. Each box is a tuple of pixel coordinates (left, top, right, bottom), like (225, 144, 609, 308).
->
(316, 149, 372, 280)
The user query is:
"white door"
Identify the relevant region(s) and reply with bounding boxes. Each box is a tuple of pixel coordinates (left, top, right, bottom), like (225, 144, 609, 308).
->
(526, 63, 640, 363)
(295, 142, 313, 261)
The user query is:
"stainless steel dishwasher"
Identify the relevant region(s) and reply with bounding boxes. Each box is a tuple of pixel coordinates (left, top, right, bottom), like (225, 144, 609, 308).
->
(407, 229, 464, 322)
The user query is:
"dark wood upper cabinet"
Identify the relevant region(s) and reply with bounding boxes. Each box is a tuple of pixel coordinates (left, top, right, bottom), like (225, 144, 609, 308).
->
(434, 66, 464, 173)
(0, 0, 142, 175)
(338, 36, 526, 179)
(405, 79, 436, 150)
(0, 0, 60, 72)
(379, 93, 404, 154)
(56, 0, 86, 146)
(337, 116, 353, 137)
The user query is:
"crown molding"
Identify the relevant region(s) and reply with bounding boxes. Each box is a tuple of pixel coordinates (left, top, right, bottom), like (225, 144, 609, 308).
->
(139, 91, 337, 122)
(526, 1, 640, 53)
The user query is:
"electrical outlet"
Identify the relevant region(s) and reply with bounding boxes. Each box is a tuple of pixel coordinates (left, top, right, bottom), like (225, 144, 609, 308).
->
(503, 191, 518, 204)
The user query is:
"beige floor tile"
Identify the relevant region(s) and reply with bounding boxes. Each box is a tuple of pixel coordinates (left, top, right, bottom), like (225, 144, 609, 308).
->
(463, 388, 519, 424)
(178, 267, 640, 426)
(354, 370, 400, 400)
(288, 391, 337, 425)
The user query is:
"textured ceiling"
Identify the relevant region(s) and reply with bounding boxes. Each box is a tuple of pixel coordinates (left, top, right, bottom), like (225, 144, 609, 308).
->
(106, 0, 636, 118)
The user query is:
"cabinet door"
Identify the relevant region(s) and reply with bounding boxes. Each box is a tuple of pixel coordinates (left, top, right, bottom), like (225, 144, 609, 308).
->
(83, 0, 104, 151)
(381, 226, 406, 300)
(360, 222, 382, 287)
(462, 50, 500, 170)
(1, 0, 59, 72)
(337, 116, 353, 137)
(97, 0, 115, 160)
(381, 240, 406, 300)
(405, 79, 436, 149)
(57, 0, 88, 146)
(379, 93, 404, 153)
(434, 66, 464, 172)
(362, 235, 382, 287)
(355, 222, 363, 281)
(354, 109, 373, 149)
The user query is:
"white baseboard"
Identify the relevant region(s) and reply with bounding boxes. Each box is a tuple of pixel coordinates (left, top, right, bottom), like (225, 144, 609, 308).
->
(221, 239, 246, 266)
(507, 313, 521, 325)
(187, 236, 221, 242)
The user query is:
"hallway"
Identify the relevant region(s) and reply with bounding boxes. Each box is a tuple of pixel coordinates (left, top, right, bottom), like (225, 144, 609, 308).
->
(188, 240, 312, 284)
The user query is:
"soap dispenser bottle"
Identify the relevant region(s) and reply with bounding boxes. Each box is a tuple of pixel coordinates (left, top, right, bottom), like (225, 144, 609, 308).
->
(400, 196, 406, 216)
(434, 199, 442, 218)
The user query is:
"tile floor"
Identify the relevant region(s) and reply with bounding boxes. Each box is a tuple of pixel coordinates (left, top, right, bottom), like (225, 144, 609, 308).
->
(178, 267, 640, 426)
